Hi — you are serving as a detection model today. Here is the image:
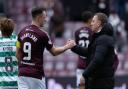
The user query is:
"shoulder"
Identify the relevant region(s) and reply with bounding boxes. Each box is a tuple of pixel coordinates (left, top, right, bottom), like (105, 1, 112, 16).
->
(41, 29, 48, 35)
(76, 27, 91, 33)
(40, 29, 50, 37)
(37, 29, 51, 41)
(11, 34, 17, 38)
(97, 35, 110, 40)
(11, 34, 17, 40)
(75, 27, 91, 37)
(96, 35, 114, 46)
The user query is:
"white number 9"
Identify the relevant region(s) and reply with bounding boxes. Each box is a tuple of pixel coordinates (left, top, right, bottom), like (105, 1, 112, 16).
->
(23, 42, 31, 60)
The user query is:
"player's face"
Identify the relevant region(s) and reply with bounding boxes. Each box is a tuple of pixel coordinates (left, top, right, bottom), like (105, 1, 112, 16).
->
(39, 11, 47, 27)
(88, 18, 93, 28)
(91, 15, 101, 33)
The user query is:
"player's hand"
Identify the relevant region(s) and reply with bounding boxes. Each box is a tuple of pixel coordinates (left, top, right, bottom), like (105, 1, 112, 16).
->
(79, 76, 85, 89)
(65, 39, 76, 49)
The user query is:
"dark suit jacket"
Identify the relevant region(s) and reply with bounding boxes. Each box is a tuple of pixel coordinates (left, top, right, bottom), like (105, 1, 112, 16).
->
(72, 23, 118, 89)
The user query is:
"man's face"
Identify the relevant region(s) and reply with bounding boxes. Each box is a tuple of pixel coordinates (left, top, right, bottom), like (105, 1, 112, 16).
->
(38, 11, 47, 27)
(91, 15, 101, 33)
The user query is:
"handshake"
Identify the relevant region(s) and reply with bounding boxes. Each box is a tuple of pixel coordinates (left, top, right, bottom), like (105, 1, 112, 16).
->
(64, 39, 76, 50)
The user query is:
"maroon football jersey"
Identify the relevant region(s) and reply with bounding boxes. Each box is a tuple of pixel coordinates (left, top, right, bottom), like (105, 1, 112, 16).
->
(75, 26, 92, 69)
(18, 25, 53, 79)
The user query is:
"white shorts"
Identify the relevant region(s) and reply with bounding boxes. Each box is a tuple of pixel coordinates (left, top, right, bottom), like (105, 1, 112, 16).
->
(76, 69, 84, 87)
(0, 88, 18, 89)
(18, 76, 46, 89)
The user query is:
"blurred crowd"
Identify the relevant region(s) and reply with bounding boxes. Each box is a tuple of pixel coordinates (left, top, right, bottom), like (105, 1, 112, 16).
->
(0, 0, 128, 76)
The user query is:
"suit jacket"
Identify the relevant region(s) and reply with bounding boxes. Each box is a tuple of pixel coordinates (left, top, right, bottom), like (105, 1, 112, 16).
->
(72, 23, 118, 89)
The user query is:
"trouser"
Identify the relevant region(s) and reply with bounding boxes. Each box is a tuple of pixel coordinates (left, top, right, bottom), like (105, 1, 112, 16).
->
(18, 76, 46, 89)
(76, 69, 85, 87)
(0, 88, 17, 89)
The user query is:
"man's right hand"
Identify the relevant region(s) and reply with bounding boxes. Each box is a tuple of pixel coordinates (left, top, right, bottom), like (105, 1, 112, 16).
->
(79, 76, 85, 89)
(65, 39, 76, 49)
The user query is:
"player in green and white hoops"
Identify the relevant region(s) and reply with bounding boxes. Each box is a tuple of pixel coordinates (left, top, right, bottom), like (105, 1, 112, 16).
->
(0, 18, 18, 89)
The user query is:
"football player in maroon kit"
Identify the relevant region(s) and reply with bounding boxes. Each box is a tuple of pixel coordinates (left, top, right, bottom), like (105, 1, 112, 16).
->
(74, 11, 93, 88)
(16, 7, 75, 89)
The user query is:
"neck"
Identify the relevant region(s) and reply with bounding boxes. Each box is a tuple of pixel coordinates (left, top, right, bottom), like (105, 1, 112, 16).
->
(31, 20, 40, 28)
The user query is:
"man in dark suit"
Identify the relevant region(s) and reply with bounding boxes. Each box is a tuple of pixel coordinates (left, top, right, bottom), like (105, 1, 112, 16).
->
(72, 13, 118, 89)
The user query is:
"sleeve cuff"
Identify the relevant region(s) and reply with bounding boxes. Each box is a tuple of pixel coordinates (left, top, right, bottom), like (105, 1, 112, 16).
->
(71, 45, 77, 51)
(82, 71, 88, 79)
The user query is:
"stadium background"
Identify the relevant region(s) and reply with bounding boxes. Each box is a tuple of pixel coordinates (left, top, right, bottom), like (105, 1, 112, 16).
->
(0, 0, 128, 89)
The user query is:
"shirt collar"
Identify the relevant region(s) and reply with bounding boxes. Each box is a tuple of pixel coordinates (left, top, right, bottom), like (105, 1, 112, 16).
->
(96, 27, 102, 33)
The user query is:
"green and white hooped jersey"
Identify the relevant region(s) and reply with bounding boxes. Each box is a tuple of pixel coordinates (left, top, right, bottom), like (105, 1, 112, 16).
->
(0, 34, 18, 88)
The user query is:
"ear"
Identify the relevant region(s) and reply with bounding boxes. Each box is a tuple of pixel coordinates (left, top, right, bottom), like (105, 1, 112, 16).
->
(36, 15, 40, 22)
(98, 21, 101, 27)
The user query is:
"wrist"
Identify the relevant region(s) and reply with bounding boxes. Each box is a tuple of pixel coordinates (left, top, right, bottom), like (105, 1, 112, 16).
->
(64, 45, 68, 50)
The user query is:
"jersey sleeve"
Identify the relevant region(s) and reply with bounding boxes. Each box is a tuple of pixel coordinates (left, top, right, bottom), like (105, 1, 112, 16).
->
(44, 33, 53, 50)
(74, 30, 79, 44)
(16, 41, 20, 48)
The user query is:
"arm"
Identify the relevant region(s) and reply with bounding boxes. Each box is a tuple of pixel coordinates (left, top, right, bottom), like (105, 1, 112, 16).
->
(44, 31, 75, 56)
(49, 46, 68, 56)
(49, 40, 76, 56)
(71, 45, 88, 57)
(82, 36, 109, 78)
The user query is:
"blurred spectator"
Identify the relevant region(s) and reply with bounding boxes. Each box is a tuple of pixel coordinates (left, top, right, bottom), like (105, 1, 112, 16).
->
(125, 1, 128, 35)
(61, 0, 96, 21)
(117, 0, 125, 20)
(0, 0, 6, 14)
(109, 10, 127, 53)
(49, 0, 65, 38)
(49, 16, 64, 38)
(111, 0, 125, 20)
(96, 0, 110, 15)
(108, 10, 120, 32)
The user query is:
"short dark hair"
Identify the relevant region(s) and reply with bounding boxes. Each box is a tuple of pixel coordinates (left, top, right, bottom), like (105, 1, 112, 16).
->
(82, 11, 93, 22)
(31, 7, 46, 18)
(0, 18, 14, 37)
(95, 13, 108, 26)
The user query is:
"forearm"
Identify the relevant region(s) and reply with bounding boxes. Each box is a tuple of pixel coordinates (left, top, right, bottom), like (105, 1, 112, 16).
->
(53, 46, 68, 56)
(50, 46, 68, 56)
(50, 40, 75, 56)
(71, 45, 88, 57)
